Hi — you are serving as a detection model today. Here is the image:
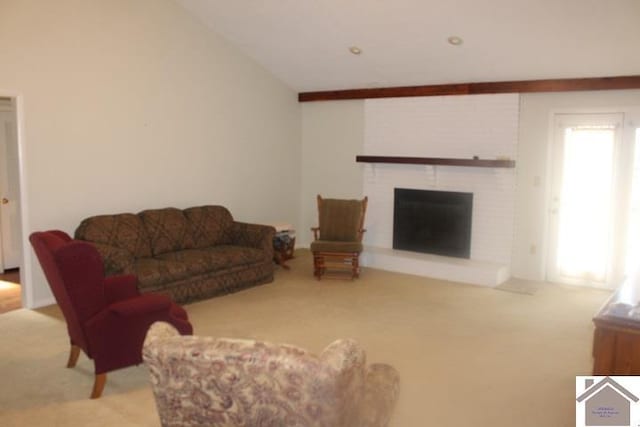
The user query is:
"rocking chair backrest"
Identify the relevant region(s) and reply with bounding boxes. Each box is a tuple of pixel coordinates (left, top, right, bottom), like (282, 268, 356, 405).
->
(317, 195, 368, 242)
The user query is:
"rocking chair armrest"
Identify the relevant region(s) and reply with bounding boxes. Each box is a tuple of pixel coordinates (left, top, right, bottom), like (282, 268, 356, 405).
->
(312, 227, 366, 241)
(311, 227, 320, 240)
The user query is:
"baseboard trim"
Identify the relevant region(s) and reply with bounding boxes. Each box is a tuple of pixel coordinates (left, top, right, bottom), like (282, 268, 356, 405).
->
(30, 296, 56, 309)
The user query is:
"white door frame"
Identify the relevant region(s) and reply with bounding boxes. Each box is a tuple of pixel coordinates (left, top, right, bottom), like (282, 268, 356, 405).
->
(0, 102, 24, 270)
(0, 92, 33, 308)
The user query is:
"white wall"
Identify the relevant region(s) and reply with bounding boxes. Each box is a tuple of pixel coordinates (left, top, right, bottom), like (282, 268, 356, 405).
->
(0, 0, 301, 307)
(512, 89, 640, 280)
(301, 90, 640, 283)
(299, 101, 364, 246)
(362, 95, 519, 265)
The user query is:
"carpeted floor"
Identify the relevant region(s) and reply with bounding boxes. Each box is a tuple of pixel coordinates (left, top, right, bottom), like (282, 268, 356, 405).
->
(0, 250, 610, 426)
(495, 277, 540, 295)
(0, 269, 22, 314)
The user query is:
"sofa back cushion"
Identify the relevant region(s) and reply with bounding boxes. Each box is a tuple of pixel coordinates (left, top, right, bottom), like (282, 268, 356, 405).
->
(184, 206, 234, 248)
(139, 208, 195, 256)
(75, 213, 152, 258)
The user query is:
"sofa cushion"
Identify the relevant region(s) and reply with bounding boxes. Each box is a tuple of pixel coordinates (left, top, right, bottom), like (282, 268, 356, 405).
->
(130, 258, 193, 289)
(183, 206, 234, 248)
(139, 208, 195, 256)
(155, 249, 229, 275)
(90, 242, 135, 276)
(75, 213, 152, 258)
(203, 245, 268, 266)
(157, 246, 267, 273)
(134, 245, 267, 290)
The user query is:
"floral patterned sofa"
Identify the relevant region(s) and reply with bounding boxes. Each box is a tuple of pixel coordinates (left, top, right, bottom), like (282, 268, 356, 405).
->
(143, 322, 400, 427)
(74, 206, 274, 304)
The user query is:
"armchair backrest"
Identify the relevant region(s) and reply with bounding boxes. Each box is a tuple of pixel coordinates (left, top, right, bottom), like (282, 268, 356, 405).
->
(30, 231, 107, 349)
(143, 322, 368, 427)
(317, 195, 368, 242)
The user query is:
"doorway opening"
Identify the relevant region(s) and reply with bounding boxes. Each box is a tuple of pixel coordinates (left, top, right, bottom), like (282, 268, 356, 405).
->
(547, 113, 636, 289)
(0, 96, 23, 313)
(0, 269, 21, 314)
(624, 129, 640, 277)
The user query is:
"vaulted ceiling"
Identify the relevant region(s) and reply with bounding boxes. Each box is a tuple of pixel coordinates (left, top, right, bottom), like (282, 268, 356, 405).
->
(176, 0, 640, 92)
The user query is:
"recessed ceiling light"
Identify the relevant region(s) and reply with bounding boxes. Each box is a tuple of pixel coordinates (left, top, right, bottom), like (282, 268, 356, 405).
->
(349, 46, 362, 55)
(447, 36, 463, 46)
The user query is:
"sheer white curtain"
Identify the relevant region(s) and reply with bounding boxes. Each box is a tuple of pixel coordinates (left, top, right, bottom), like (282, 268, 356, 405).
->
(555, 125, 616, 282)
(547, 113, 626, 288)
(625, 129, 640, 276)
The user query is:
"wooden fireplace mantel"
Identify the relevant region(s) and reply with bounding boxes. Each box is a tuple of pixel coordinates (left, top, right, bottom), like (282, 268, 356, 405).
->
(355, 155, 515, 168)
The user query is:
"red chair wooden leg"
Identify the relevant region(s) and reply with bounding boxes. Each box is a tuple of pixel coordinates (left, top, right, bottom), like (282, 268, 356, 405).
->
(90, 373, 107, 399)
(67, 344, 81, 368)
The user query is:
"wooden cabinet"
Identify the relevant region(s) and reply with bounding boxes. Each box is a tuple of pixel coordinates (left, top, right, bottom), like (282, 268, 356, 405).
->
(592, 296, 640, 375)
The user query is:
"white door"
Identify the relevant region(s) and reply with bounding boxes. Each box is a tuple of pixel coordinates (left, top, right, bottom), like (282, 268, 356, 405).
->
(547, 113, 625, 288)
(625, 128, 640, 276)
(0, 99, 23, 271)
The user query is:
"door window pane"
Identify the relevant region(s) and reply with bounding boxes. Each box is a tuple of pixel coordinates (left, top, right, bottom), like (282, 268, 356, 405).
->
(556, 126, 615, 282)
(626, 128, 640, 275)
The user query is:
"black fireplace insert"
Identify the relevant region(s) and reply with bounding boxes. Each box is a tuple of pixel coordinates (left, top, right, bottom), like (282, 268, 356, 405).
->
(393, 188, 473, 258)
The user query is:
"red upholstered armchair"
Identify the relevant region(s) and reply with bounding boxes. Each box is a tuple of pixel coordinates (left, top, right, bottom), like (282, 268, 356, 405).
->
(29, 230, 193, 399)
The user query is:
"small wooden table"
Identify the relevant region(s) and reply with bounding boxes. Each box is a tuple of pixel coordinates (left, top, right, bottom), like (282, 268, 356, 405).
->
(592, 285, 640, 375)
(272, 224, 295, 269)
(274, 237, 295, 269)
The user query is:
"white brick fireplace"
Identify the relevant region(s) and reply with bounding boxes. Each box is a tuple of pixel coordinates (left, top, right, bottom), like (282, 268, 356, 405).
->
(360, 94, 520, 286)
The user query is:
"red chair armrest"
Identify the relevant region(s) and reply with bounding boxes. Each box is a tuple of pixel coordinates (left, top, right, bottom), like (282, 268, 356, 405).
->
(104, 274, 139, 304)
(108, 294, 171, 317)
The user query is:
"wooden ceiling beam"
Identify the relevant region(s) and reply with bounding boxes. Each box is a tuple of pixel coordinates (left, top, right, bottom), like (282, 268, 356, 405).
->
(298, 75, 640, 102)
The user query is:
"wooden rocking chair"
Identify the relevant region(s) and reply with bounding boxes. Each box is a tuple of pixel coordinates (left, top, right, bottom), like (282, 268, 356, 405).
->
(310, 195, 368, 279)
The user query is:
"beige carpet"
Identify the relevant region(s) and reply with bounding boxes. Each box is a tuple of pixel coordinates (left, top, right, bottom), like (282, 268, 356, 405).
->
(495, 278, 540, 295)
(0, 250, 610, 426)
(0, 281, 22, 314)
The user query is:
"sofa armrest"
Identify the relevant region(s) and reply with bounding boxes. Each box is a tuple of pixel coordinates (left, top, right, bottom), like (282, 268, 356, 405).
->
(103, 274, 139, 304)
(231, 222, 275, 260)
(87, 242, 135, 276)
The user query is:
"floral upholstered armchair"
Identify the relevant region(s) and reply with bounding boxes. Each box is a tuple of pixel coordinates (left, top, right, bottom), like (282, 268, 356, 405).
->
(143, 322, 400, 427)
